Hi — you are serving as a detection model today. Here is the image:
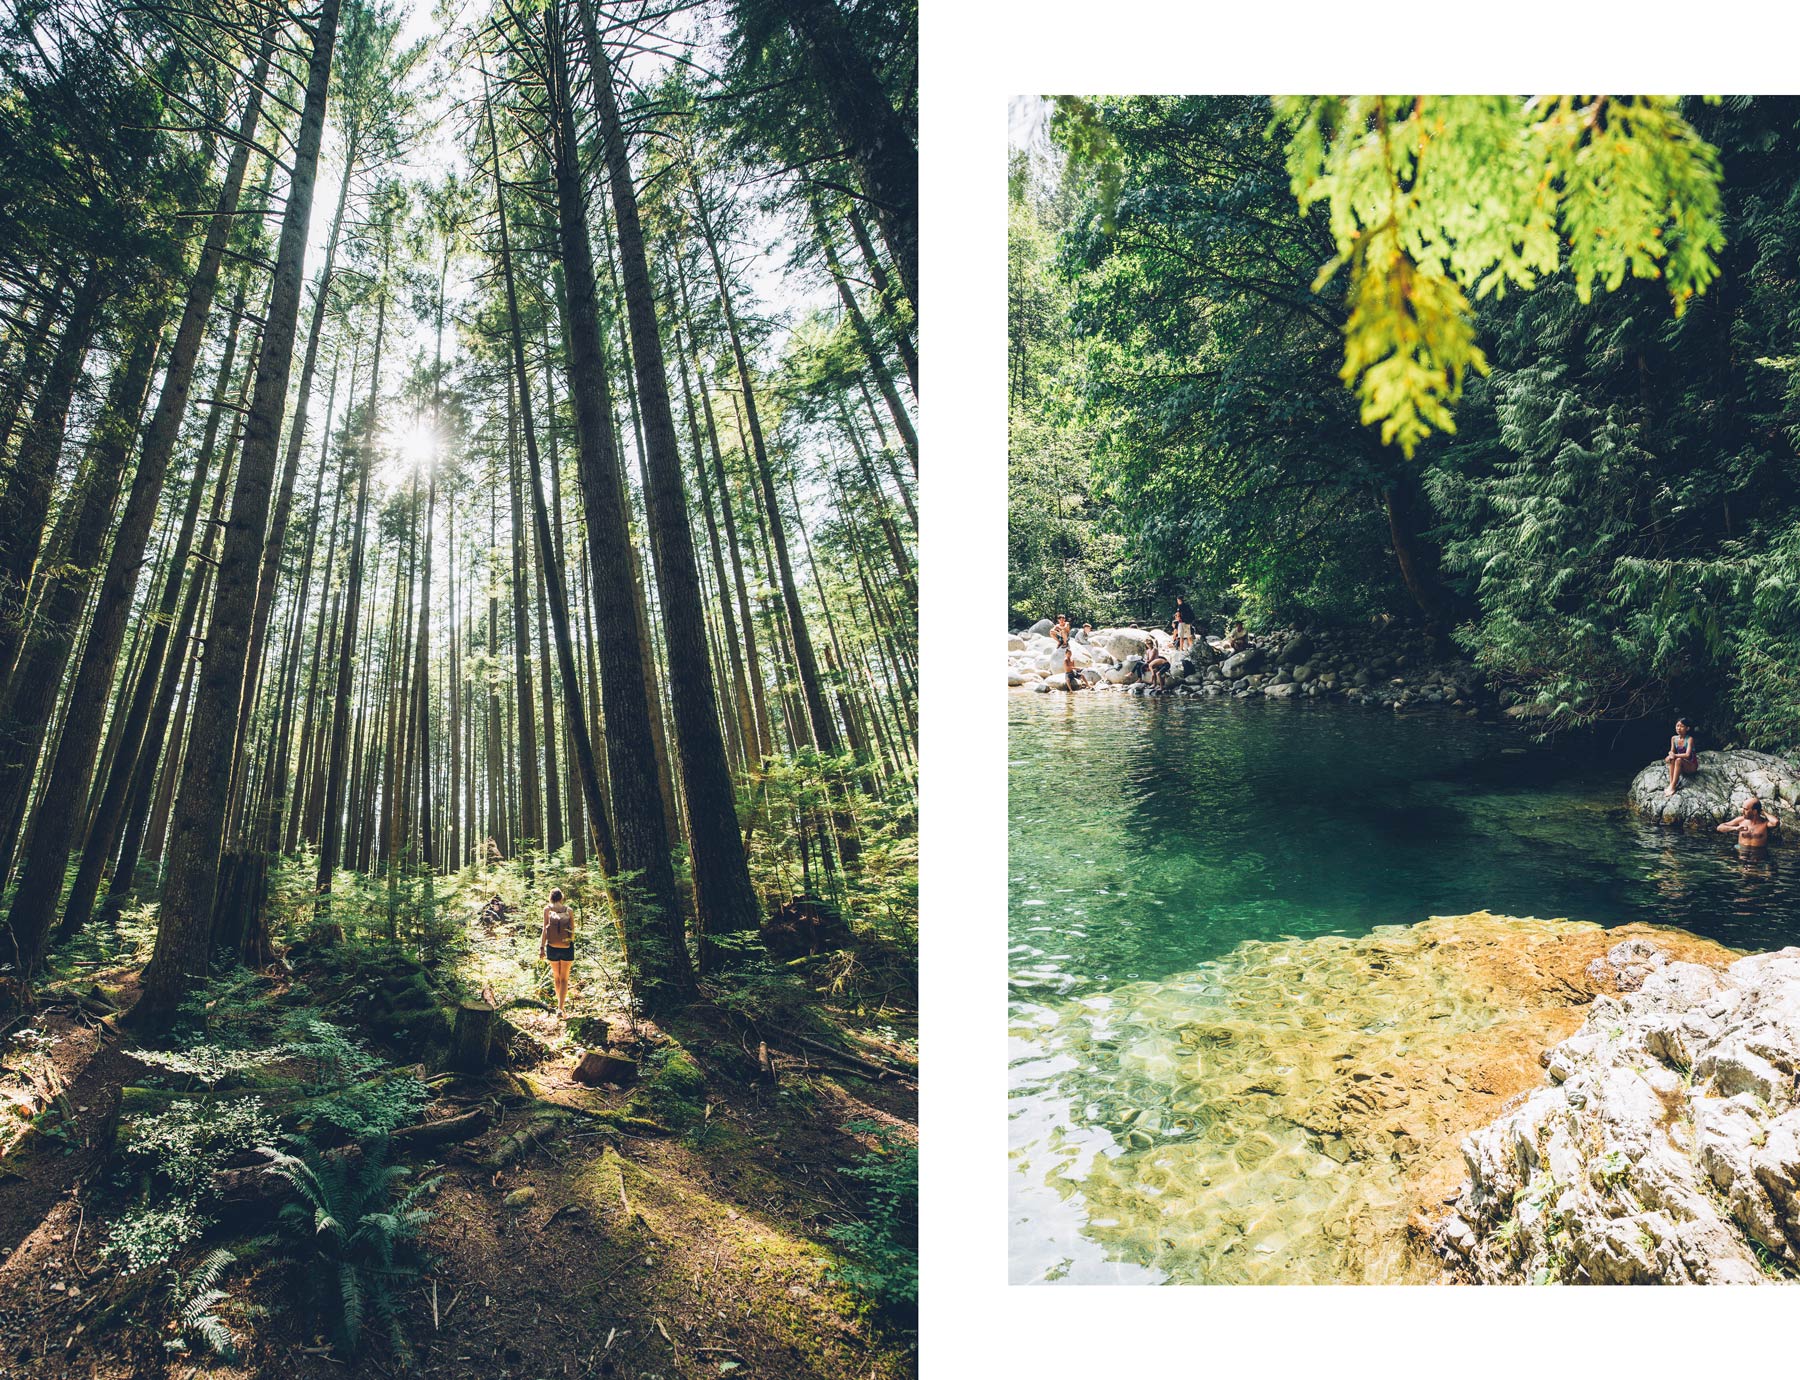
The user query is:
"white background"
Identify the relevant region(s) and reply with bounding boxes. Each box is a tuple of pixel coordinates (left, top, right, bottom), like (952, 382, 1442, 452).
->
(917, 2, 1799, 1374)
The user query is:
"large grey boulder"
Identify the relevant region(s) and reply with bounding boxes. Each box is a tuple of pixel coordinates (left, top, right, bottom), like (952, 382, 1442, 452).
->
(1219, 646, 1263, 679)
(1027, 618, 1055, 637)
(1435, 941, 1800, 1285)
(1627, 749, 1800, 826)
(1094, 626, 1157, 663)
(1281, 633, 1313, 665)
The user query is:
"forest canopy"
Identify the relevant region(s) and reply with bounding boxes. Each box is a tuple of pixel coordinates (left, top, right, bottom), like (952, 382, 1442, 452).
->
(1010, 94, 1800, 751)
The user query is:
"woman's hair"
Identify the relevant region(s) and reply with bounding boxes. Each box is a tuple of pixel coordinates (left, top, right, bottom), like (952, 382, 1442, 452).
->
(550, 888, 564, 903)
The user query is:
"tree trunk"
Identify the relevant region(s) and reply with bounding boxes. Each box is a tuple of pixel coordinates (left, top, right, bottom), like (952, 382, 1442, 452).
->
(0, 304, 168, 971)
(585, 22, 761, 955)
(139, 0, 343, 1023)
(545, 13, 693, 1010)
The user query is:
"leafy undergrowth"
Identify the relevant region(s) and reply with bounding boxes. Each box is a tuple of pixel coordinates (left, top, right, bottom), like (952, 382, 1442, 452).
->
(0, 852, 916, 1378)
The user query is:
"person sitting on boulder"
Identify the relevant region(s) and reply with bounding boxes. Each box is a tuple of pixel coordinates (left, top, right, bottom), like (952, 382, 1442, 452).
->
(1226, 619, 1249, 652)
(1663, 717, 1698, 797)
(1052, 615, 1071, 650)
(1076, 623, 1093, 645)
(1173, 596, 1198, 651)
(1143, 635, 1171, 689)
(1717, 797, 1780, 850)
(1062, 644, 1086, 691)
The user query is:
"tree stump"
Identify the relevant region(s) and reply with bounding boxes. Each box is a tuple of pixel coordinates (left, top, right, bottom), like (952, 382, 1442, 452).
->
(449, 1001, 496, 1073)
(572, 1051, 637, 1086)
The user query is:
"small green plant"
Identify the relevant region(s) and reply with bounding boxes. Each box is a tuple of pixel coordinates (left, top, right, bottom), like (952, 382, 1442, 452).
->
(827, 1120, 917, 1326)
(264, 1136, 439, 1362)
(165, 1247, 238, 1361)
(631, 1046, 706, 1130)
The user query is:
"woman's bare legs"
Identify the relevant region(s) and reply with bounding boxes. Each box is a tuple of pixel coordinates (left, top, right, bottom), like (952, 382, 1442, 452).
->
(551, 959, 571, 1015)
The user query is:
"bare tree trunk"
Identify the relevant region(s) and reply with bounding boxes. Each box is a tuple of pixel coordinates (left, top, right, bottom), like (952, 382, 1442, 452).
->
(584, 20, 760, 953)
(139, 0, 342, 1021)
(543, 14, 692, 1008)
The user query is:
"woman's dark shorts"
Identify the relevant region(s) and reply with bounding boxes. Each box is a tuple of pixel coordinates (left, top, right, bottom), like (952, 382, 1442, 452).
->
(547, 944, 575, 962)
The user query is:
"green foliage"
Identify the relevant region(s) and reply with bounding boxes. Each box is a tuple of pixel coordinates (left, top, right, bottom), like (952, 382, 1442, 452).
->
(264, 1136, 439, 1362)
(165, 1247, 239, 1362)
(826, 1120, 917, 1324)
(1275, 95, 1726, 456)
(1015, 95, 1800, 745)
(105, 972, 427, 1274)
(631, 1046, 706, 1130)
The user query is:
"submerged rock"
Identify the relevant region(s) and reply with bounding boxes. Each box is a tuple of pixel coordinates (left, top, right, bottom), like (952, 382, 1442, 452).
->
(1437, 939, 1800, 1284)
(1025, 913, 1736, 1284)
(1627, 749, 1800, 826)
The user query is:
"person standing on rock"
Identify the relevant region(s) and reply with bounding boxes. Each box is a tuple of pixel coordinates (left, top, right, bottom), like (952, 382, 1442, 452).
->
(1717, 797, 1780, 850)
(539, 888, 576, 1017)
(1173, 596, 1196, 650)
(1664, 718, 1698, 796)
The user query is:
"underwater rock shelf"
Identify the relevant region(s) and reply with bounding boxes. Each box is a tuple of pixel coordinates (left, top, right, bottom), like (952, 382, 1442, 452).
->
(1035, 912, 1738, 1284)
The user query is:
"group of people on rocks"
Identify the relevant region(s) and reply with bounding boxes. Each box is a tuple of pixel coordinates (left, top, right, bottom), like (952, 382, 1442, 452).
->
(1039, 606, 1786, 859)
(1046, 598, 1249, 693)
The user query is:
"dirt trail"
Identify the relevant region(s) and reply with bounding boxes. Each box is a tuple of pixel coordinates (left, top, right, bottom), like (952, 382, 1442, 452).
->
(0, 961, 915, 1379)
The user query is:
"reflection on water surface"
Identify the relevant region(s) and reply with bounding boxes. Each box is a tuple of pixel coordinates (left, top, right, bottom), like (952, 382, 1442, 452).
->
(1008, 693, 1799, 1284)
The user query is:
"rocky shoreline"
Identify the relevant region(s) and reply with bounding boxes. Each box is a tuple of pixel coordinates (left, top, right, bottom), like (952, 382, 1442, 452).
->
(1035, 912, 1741, 1284)
(1434, 935, 1800, 1284)
(1008, 619, 1520, 717)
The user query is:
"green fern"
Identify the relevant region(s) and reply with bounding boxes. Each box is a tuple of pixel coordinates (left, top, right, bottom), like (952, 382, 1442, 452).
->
(166, 1247, 239, 1361)
(263, 1136, 439, 1362)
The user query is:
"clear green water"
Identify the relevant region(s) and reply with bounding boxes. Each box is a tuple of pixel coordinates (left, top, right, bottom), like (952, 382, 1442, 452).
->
(1008, 692, 1798, 1284)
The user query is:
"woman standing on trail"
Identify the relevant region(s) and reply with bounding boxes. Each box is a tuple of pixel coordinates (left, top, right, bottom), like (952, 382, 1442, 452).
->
(539, 888, 576, 1017)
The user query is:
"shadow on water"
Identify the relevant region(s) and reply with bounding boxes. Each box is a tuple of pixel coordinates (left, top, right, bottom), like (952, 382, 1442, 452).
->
(1008, 691, 1800, 1283)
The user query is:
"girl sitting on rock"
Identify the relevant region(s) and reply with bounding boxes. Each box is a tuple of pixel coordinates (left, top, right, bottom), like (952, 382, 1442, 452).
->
(1664, 717, 1698, 797)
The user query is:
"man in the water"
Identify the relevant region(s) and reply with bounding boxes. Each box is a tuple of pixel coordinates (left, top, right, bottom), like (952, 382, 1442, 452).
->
(1717, 797, 1781, 849)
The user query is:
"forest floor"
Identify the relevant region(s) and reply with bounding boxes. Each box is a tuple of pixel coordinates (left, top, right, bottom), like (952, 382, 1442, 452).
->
(0, 868, 917, 1380)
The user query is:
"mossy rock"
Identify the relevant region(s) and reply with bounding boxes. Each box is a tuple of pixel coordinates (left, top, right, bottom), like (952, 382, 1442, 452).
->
(629, 1047, 705, 1129)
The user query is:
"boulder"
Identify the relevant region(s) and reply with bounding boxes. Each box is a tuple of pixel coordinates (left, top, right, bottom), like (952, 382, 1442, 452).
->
(1027, 618, 1055, 637)
(1007, 635, 1026, 651)
(1219, 646, 1263, 679)
(1263, 681, 1298, 699)
(1095, 627, 1156, 662)
(1282, 634, 1313, 665)
(1435, 941, 1800, 1284)
(1627, 749, 1800, 826)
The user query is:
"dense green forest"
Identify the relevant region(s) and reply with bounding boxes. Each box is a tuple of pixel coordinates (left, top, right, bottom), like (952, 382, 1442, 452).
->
(1011, 95, 1800, 751)
(0, 0, 917, 1372)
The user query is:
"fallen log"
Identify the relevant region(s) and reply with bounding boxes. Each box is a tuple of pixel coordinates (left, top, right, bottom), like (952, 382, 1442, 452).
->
(208, 1106, 491, 1214)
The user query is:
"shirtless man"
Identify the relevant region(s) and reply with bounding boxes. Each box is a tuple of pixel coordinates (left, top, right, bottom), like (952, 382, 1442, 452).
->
(1062, 645, 1086, 691)
(1717, 797, 1781, 850)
